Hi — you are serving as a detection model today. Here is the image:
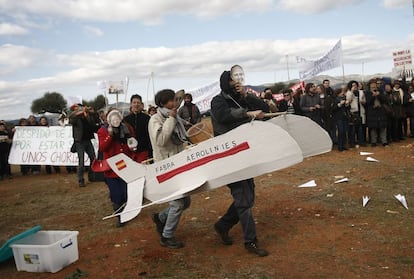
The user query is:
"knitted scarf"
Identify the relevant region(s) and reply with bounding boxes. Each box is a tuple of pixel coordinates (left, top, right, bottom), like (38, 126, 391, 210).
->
(158, 107, 187, 145)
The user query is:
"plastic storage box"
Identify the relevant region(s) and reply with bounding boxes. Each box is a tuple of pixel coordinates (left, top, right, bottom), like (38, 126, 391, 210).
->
(10, 230, 79, 273)
(0, 225, 41, 263)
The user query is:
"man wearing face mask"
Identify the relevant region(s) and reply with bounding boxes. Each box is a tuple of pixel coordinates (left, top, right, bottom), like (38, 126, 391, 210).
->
(210, 65, 269, 257)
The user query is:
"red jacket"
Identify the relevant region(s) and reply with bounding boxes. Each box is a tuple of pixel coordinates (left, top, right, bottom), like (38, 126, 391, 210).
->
(97, 124, 136, 178)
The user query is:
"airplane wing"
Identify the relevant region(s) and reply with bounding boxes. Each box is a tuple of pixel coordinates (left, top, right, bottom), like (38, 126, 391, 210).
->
(268, 114, 332, 157)
(146, 181, 206, 205)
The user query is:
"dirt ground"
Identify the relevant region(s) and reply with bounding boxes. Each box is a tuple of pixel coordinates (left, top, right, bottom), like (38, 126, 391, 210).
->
(1, 140, 414, 279)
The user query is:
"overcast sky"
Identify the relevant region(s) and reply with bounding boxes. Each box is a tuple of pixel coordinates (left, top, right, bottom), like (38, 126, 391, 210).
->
(0, 0, 413, 120)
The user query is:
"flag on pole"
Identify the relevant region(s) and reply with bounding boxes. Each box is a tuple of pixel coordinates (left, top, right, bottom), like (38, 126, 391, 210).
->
(299, 40, 343, 80)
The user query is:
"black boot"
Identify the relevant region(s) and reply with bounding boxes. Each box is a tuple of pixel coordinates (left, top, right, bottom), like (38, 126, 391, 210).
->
(214, 223, 233, 245)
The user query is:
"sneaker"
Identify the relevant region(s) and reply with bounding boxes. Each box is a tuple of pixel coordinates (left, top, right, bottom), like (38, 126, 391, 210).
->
(160, 237, 184, 249)
(151, 213, 164, 236)
(245, 241, 269, 257)
(214, 223, 233, 245)
(79, 181, 85, 187)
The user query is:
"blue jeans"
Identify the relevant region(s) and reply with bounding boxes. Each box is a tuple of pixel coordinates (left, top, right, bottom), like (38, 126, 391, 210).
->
(336, 119, 349, 151)
(159, 196, 191, 238)
(348, 124, 365, 146)
(216, 178, 257, 243)
(105, 177, 127, 206)
(75, 140, 96, 184)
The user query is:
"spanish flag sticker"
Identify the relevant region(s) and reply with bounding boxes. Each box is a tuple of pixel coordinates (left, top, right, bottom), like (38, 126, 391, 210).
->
(116, 160, 126, 171)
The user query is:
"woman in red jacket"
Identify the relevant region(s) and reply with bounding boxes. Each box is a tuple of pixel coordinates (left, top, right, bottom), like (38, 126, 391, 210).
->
(97, 109, 137, 227)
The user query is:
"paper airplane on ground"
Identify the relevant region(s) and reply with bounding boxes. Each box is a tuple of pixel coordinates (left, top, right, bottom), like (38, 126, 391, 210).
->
(366, 157, 379, 162)
(360, 151, 373, 156)
(394, 194, 408, 209)
(334, 177, 349, 184)
(298, 180, 317, 188)
(362, 196, 370, 207)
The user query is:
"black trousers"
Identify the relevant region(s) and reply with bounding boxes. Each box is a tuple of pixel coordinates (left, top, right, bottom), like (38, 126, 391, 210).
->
(216, 178, 257, 243)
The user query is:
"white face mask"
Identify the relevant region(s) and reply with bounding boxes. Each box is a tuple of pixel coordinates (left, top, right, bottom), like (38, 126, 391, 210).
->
(108, 112, 122, 127)
(230, 66, 245, 85)
(110, 116, 121, 127)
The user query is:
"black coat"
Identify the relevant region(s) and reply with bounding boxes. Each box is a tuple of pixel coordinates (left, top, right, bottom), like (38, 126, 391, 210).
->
(211, 71, 269, 136)
(211, 91, 269, 136)
(403, 91, 414, 117)
(365, 90, 388, 128)
(331, 97, 350, 121)
(123, 112, 152, 153)
(69, 110, 101, 142)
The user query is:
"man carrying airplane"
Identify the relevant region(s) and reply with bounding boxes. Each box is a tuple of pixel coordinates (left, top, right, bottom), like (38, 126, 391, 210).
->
(210, 65, 269, 257)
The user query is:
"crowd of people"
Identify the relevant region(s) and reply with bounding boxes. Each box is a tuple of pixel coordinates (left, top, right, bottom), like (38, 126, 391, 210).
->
(1, 66, 414, 258)
(256, 77, 414, 151)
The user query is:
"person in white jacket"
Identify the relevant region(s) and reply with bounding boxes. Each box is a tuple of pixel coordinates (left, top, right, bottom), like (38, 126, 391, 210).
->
(346, 80, 367, 147)
(148, 89, 191, 249)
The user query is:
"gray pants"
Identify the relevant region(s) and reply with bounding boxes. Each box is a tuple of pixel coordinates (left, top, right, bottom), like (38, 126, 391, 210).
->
(159, 196, 191, 238)
(75, 140, 96, 184)
(370, 127, 387, 144)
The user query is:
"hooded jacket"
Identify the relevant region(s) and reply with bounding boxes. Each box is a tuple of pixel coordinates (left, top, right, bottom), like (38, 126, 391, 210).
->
(210, 71, 269, 136)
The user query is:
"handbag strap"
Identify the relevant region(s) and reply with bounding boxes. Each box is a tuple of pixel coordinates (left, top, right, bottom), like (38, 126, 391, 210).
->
(355, 91, 360, 115)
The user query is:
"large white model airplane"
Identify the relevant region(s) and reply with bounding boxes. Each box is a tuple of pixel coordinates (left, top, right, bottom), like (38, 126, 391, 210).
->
(104, 114, 332, 223)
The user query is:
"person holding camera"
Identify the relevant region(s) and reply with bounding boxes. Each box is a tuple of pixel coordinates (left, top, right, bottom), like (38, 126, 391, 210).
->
(210, 66, 269, 257)
(365, 79, 388, 147)
(346, 80, 366, 148)
(332, 86, 351, 151)
(69, 104, 101, 187)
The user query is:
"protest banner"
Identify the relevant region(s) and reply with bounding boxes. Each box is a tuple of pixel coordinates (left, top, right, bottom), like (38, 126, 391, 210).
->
(299, 40, 342, 80)
(188, 81, 220, 113)
(8, 126, 97, 166)
(393, 49, 412, 68)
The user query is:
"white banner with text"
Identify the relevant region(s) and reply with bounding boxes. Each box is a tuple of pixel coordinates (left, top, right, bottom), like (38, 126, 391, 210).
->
(8, 126, 97, 166)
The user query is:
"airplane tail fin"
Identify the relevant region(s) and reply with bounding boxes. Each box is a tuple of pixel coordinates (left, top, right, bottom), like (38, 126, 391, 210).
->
(120, 177, 145, 223)
(106, 153, 147, 184)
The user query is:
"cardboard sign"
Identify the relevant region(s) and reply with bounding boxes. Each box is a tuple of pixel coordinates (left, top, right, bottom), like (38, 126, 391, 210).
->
(393, 49, 412, 68)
